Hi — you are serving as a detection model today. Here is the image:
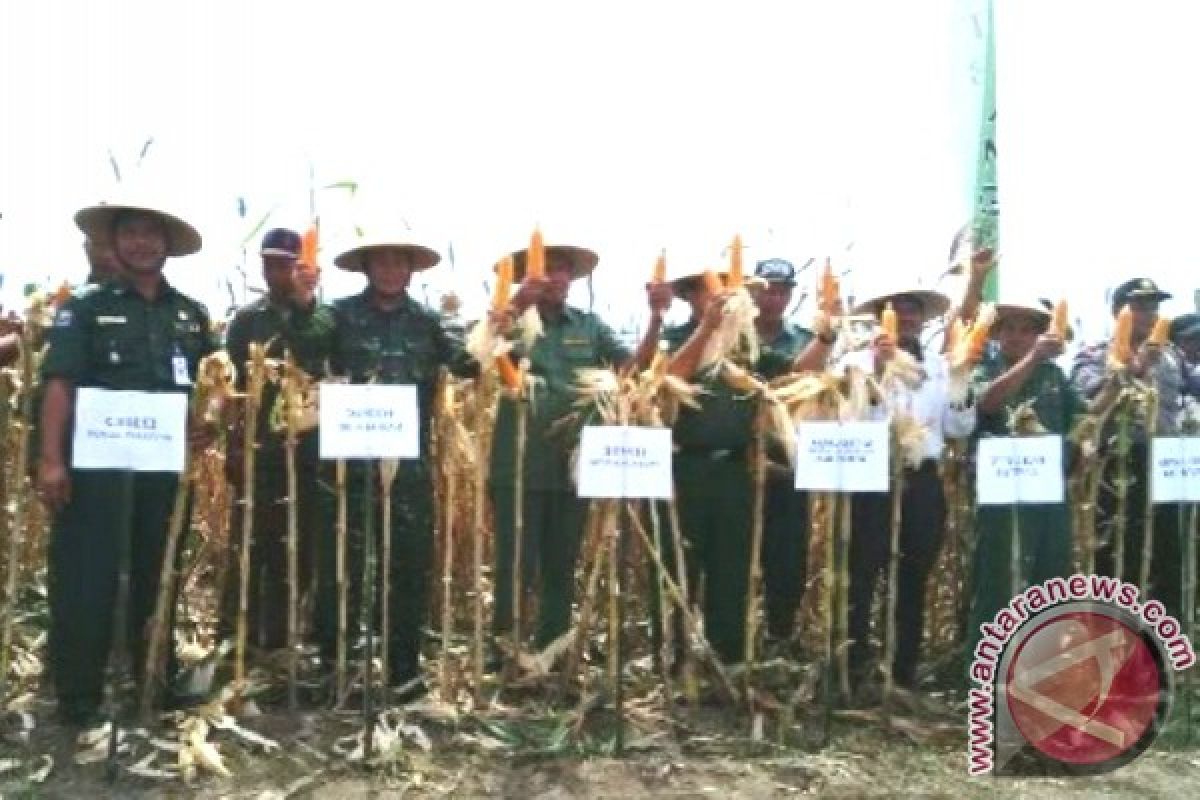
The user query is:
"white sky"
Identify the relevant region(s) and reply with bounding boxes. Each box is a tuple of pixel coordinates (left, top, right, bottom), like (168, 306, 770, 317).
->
(1, 0, 1196, 340)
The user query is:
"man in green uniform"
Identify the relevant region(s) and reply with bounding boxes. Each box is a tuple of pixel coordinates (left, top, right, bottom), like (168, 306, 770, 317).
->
(750, 258, 836, 644)
(489, 243, 667, 655)
(664, 266, 835, 664)
(220, 228, 335, 653)
(967, 300, 1079, 658)
(314, 235, 476, 695)
(38, 202, 217, 723)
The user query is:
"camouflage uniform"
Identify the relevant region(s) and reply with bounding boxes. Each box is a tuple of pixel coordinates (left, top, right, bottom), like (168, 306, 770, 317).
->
(41, 279, 217, 716)
(219, 295, 335, 651)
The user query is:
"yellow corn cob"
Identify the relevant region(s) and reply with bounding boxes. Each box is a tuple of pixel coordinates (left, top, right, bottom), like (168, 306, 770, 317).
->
(819, 258, 839, 313)
(496, 355, 521, 391)
(728, 235, 744, 288)
(1052, 299, 1069, 339)
(1108, 304, 1134, 368)
(525, 227, 545, 281)
(703, 270, 724, 295)
(493, 255, 514, 311)
(881, 302, 898, 340)
(1148, 316, 1171, 346)
(652, 250, 666, 284)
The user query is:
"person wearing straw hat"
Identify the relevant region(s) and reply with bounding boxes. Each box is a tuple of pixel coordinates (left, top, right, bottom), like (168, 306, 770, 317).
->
(838, 284, 975, 696)
(313, 233, 477, 697)
(218, 228, 335, 655)
(37, 201, 217, 723)
(1070, 277, 1184, 618)
(488, 241, 670, 662)
(749, 258, 839, 646)
(965, 299, 1080, 660)
(660, 266, 763, 665)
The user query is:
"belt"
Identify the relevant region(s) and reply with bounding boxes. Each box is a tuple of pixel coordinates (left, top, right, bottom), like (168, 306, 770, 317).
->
(675, 445, 747, 462)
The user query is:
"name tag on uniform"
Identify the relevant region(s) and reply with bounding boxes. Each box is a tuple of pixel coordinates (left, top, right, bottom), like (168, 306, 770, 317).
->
(96, 315, 127, 325)
(172, 352, 191, 386)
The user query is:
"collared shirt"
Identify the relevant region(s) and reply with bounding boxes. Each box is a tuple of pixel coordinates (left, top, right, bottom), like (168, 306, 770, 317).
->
(330, 290, 476, 480)
(661, 319, 760, 452)
(42, 278, 217, 391)
(226, 294, 336, 461)
(837, 347, 976, 461)
(756, 321, 815, 381)
(971, 356, 1082, 437)
(489, 305, 631, 490)
(1069, 340, 1182, 435)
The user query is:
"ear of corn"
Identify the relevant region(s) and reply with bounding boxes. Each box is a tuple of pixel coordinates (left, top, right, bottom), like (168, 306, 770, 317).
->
(493, 256, 514, 311)
(1148, 316, 1171, 346)
(300, 224, 319, 269)
(702, 270, 724, 295)
(819, 258, 839, 313)
(1052, 299, 1069, 339)
(728, 235, 744, 289)
(496, 354, 521, 391)
(1108, 304, 1134, 368)
(525, 227, 545, 281)
(652, 251, 667, 284)
(881, 302, 898, 340)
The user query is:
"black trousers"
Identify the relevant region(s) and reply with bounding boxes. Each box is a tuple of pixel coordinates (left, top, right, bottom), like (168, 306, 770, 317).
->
(49, 470, 182, 712)
(218, 457, 319, 651)
(847, 460, 945, 688)
(761, 472, 810, 640)
(1096, 441, 1182, 620)
(313, 470, 435, 684)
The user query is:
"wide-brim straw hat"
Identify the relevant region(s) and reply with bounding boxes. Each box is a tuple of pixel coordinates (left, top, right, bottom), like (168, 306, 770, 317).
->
(993, 299, 1052, 326)
(334, 237, 441, 272)
(851, 287, 951, 322)
(74, 202, 202, 258)
(503, 244, 598, 282)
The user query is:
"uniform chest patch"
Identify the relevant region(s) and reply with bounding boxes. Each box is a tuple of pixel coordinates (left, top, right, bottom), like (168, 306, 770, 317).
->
(54, 309, 73, 327)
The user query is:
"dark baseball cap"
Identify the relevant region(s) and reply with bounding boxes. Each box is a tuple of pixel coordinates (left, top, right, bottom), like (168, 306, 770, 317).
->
(260, 228, 302, 259)
(754, 258, 797, 286)
(1111, 277, 1171, 314)
(1170, 312, 1200, 341)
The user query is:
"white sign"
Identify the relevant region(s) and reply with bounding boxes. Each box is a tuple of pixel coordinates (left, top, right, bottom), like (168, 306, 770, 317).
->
(318, 383, 420, 460)
(1151, 437, 1200, 504)
(794, 421, 890, 492)
(71, 388, 188, 472)
(577, 425, 673, 499)
(976, 436, 1065, 505)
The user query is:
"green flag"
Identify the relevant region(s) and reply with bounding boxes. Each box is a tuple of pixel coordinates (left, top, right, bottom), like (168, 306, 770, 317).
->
(972, 0, 999, 301)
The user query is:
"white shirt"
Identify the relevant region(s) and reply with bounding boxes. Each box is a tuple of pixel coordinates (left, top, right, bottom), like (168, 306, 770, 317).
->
(837, 347, 976, 461)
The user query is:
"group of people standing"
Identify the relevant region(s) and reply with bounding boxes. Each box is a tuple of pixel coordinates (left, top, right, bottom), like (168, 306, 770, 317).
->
(27, 197, 1200, 725)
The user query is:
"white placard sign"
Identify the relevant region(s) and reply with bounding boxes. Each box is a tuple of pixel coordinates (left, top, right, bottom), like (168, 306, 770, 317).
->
(794, 421, 889, 492)
(976, 436, 1064, 505)
(318, 383, 419, 460)
(577, 425, 673, 499)
(71, 388, 188, 472)
(1151, 437, 1200, 504)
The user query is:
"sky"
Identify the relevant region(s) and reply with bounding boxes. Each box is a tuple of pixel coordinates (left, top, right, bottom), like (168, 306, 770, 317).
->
(1, 1, 1197, 341)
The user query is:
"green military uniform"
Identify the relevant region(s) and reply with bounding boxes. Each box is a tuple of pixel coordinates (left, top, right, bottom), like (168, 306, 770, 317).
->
(663, 319, 758, 663)
(219, 295, 335, 650)
(757, 321, 814, 640)
(314, 289, 475, 684)
(967, 355, 1082, 657)
(43, 279, 217, 717)
(489, 307, 630, 647)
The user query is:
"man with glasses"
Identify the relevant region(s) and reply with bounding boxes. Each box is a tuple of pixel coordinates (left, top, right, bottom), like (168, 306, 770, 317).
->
(1071, 278, 1184, 618)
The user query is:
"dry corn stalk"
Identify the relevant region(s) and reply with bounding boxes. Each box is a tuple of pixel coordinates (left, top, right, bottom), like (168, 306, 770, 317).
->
(234, 341, 269, 699)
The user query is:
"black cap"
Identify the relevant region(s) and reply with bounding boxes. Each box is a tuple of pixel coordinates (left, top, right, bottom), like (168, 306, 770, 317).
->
(260, 228, 302, 259)
(1111, 277, 1171, 314)
(754, 258, 797, 286)
(1170, 312, 1200, 341)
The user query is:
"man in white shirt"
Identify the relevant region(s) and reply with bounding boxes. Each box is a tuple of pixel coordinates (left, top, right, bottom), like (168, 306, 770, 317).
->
(839, 288, 975, 697)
